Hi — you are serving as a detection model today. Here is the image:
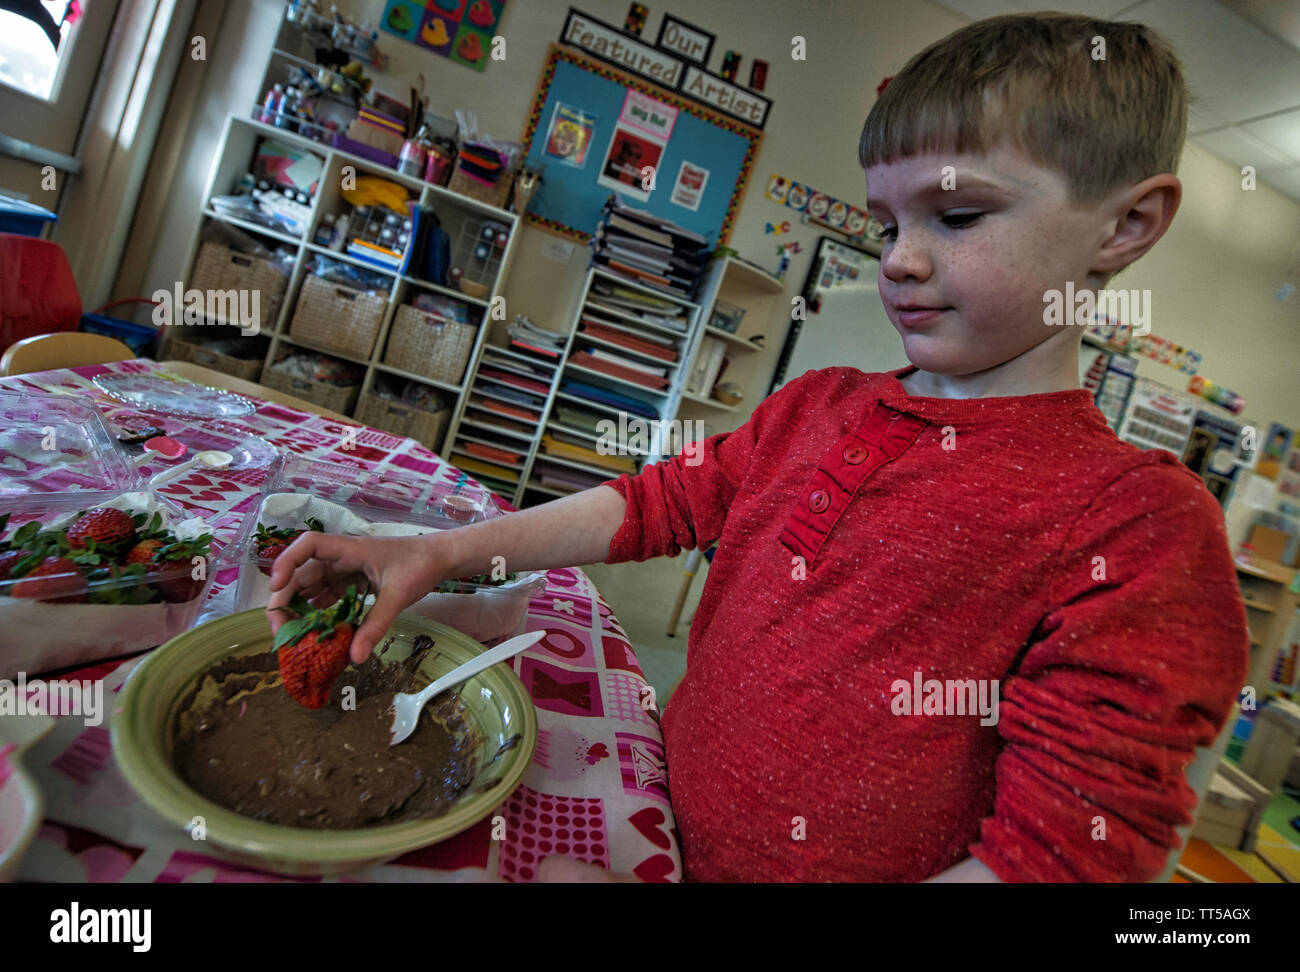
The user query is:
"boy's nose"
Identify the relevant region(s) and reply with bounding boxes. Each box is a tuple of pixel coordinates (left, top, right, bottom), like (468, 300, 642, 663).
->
(880, 234, 932, 283)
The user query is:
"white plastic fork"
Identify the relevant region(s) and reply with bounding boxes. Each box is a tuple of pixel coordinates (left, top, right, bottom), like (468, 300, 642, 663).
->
(389, 629, 546, 746)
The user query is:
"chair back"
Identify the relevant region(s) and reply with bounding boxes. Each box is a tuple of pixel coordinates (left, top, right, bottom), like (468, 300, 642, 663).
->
(0, 234, 82, 348)
(0, 332, 135, 376)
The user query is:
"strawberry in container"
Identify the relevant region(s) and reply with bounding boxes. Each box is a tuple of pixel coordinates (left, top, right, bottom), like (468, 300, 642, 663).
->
(0, 498, 220, 680)
(255, 517, 324, 575)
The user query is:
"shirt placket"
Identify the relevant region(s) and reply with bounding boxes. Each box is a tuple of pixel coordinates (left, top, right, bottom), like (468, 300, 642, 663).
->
(779, 402, 928, 567)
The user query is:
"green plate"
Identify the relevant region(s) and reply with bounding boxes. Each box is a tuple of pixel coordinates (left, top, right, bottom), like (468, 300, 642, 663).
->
(111, 609, 536, 876)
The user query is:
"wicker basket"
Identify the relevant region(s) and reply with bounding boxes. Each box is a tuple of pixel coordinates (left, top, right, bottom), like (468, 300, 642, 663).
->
(262, 361, 361, 414)
(288, 275, 387, 360)
(355, 392, 451, 450)
(188, 241, 289, 331)
(448, 161, 514, 211)
(383, 305, 477, 385)
(159, 329, 265, 381)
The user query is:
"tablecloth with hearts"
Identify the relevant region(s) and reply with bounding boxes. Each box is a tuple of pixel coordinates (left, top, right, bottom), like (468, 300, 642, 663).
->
(0, 359, 680, 883)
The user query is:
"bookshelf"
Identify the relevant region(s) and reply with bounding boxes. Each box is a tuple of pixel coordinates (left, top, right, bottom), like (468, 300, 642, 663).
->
(1237, 557, 1300, 697)
(165, 112, 521, 465)
(447, 254, 789, 507)
(673, 255, 787, 435)
(445, 264, 702, 507)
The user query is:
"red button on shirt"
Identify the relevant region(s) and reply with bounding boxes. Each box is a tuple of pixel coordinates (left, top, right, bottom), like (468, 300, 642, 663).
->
(808, 489, 829, 513)
(843, 444, 868, 464)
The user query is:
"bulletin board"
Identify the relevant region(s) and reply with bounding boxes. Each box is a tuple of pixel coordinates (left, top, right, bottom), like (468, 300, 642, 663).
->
(520, 44, 762, 245)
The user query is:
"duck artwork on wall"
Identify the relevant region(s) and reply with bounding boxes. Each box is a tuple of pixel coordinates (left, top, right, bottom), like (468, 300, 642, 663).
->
(380, 0, 508, 72)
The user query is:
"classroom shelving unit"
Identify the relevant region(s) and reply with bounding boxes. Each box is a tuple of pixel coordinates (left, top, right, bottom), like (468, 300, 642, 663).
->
(444, 265, 702, 507)
(1237, 556, 1300, 699)
(670, 254, 786, 428)
(168, 112, 521, 457)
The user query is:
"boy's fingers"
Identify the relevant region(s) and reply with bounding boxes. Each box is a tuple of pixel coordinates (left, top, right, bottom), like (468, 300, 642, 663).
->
(266, 535, 353, 631)
(268, 532, 332, 592)
(350, 586, 411, 663)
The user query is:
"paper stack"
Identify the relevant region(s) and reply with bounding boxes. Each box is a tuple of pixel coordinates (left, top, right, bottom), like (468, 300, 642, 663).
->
(590, 195, 711, 298)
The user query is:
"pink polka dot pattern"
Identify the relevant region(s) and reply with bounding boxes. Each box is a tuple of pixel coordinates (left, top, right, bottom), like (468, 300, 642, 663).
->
(605, 672, 659, 728)
(497, 785, 610, 883)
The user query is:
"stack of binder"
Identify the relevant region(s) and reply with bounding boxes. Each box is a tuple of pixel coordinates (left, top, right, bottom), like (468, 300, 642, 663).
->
(591, 195, 711, 298)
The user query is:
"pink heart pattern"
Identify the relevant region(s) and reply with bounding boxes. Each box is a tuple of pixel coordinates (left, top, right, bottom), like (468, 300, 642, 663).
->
(628, 807, 672, 850)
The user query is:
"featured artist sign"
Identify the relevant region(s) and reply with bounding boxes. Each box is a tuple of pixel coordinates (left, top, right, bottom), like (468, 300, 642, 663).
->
(561, 8, 684, 87)
(680, 65, 770, 128)
(560, 7, 771, 129)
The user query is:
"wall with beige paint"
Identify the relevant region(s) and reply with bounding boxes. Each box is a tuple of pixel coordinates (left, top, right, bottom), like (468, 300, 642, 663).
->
(128, 0, 1299, 430)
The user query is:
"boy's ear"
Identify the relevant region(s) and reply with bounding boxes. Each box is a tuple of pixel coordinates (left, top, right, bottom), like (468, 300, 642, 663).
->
(1091, 174, 1182, 276)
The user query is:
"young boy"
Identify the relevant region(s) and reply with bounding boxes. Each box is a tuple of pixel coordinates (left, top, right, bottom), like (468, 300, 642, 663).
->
(268, 12, 1249, 882)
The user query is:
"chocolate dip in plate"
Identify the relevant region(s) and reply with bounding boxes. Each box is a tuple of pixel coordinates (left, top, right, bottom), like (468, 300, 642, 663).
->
(112, 610, 537, 876)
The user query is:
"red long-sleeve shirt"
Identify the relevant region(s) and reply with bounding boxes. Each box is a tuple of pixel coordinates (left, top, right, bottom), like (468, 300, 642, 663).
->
(600, 365, 1249, 882)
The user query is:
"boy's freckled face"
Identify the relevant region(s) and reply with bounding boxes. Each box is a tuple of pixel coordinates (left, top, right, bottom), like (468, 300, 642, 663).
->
(866, 144, 1108, 376)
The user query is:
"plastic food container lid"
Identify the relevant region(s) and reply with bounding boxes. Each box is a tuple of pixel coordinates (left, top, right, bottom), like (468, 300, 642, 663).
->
(0, 390, 143, 510)
(261, 454, 498, 528)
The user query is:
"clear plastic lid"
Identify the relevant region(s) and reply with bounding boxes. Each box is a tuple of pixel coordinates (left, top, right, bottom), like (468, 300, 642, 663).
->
(0, 390, 144, 509)
(262, 454, 497, 528)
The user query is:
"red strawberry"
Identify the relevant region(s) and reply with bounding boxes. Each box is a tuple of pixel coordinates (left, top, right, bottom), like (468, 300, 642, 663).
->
(273, 585, 368, 709)
(8, 556, 87, 602)
(144, 561, 202, 603)
(256, 539, 296, 576)
(66, 508, 136, 550)
(147, 553, 213, 600)
(125, 539, 164, 565)
(143, 535, 213, 603)
(127, 536, 201, 602)
(255, 518, 324, 576)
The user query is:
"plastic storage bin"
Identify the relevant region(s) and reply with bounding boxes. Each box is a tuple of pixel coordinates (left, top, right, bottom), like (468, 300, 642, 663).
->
(0, 194, 56, 237)
(0, 390, 224, 678)
(79, 306, 162, 358)
(229, 454, 544, 644)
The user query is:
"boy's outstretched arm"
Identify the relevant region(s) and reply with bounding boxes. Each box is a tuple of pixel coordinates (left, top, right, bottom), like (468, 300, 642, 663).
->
(267, 484, 628, 662)
(266, 363, 800, 660)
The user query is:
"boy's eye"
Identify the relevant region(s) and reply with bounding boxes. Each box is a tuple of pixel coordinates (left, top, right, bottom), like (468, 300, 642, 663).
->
(876, 212, 983, 242)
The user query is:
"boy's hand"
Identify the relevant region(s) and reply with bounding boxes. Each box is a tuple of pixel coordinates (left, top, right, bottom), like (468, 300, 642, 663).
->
(266, 532, 450, 663)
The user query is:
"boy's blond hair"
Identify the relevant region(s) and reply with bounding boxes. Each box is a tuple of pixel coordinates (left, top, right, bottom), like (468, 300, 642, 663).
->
(859, 12, 1189, 206)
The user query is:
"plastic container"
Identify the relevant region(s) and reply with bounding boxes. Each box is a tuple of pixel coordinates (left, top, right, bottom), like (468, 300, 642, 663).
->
(0, 390, 223, 678)
(708, 299, 747, 334)
(79, 299, 163, 357)
(0, 194, 56, 237)
(229, 455, 544, 644)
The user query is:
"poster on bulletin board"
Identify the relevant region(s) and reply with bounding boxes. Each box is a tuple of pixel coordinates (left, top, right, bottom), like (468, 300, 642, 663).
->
(543, 102, 597, 168)
(521, 43, 762, 244)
